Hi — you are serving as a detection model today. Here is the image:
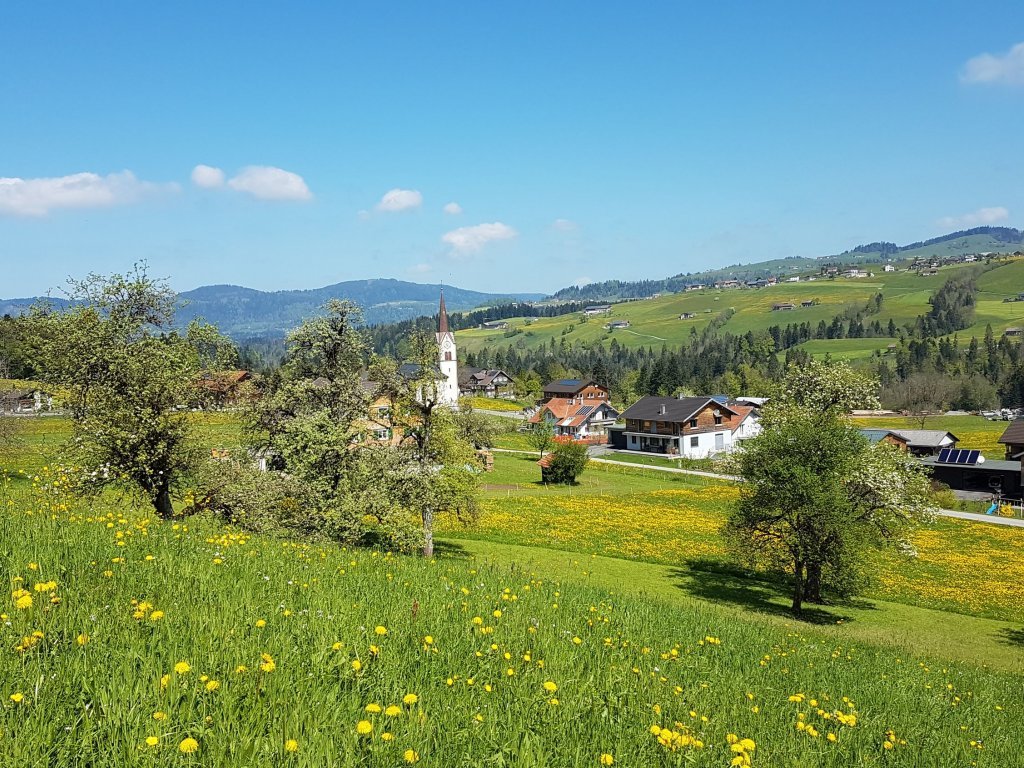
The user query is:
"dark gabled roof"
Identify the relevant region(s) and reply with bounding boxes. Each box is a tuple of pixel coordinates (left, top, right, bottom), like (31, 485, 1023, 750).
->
(398, 362, 444, 380)
(998, 420, 1024, 445)
(889, 429, 959, 448)
(543, 379, 598, 395)
(620, 396, 737, 423)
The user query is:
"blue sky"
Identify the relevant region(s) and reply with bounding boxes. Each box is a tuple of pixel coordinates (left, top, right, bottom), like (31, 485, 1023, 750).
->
(2, 2, 1024, 298)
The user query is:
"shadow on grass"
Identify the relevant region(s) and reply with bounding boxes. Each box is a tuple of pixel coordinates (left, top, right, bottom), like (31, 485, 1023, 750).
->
(434, 540, 473, 559)
(668, 559, 874, 626)
(997, 627, 1024, 647)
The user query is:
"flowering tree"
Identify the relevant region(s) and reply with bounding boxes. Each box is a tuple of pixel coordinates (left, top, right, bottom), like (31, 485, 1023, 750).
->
(28, 267, 231, 517)
(727, 361, 934, 613)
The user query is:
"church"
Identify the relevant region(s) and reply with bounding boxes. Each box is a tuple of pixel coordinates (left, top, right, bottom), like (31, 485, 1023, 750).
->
(435, 290, 459, 408)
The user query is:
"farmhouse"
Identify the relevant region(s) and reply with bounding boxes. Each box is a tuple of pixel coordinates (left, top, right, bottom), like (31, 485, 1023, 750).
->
(998, 421, 1024, 460)
(844, 269, 869, 278)
(1004, 328, 1022, 338)
(605, 320, 631, 330)
(883, 263, 896, 272)
(715, 280, 740, 289)
(458, 368, 515, 399)
(583, 305, 612, 316)
(858, 428, 910, 451)
(800, 300, 815, 307)
(480, 320, 510, 330)
(0, 388, 51, 414)
(529, 397, 619, 441)
(540, 379, 609, 403)
(919, 449, 1022, 496)
(614, 395, 741, 458)
(195, 370, 253, 407)
(679, 312, 696, 319)
(886, 429, 958, 457)
(729, 404, 762, 442)
(771, 303, 796, 311)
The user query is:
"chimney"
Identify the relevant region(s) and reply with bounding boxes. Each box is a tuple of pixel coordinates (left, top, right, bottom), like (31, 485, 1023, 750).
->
(659, 404, 666, 416)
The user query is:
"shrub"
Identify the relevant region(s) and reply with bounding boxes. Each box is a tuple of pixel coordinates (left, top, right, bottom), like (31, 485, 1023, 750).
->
(543, 437, 590, 485)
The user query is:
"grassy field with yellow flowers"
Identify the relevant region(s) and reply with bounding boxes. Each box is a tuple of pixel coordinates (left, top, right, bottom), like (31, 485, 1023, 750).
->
(444, 453, 1024, 624)
(2, 475, 1022, 767)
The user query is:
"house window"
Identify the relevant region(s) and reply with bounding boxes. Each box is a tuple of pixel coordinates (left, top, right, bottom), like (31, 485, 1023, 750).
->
(445, 352, 452, 361)
(714, 415, 723, 425)
(690, 436, 699, 448)
(689, 419, 698, 428)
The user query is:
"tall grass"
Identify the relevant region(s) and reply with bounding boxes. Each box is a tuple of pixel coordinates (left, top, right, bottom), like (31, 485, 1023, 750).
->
(0, 479, 1019, 766)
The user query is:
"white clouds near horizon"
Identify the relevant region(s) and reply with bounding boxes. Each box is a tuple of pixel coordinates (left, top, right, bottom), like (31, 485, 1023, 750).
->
(442, 222, 517, 254)
(376, 188, 423, 212)
(0, 171, 177, 217)
(960, 42, 1024, 85)
(936, 206, 1009, 229)
(443, 201, 463, 215)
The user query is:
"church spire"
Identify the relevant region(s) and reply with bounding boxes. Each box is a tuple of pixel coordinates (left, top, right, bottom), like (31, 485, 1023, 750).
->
(438, 288, 449, 334)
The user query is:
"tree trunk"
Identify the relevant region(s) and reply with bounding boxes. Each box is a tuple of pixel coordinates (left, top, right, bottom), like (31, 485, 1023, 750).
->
(805, 561, 824, 604)
(422, 507, 434, 558)
(792, 559, 804, 614)
(154, 485, 175, 519)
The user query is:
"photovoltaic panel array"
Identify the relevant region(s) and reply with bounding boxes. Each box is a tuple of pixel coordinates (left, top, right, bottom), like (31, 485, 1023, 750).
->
(577, 406, 594, 417)
(936, 448, 981, 465)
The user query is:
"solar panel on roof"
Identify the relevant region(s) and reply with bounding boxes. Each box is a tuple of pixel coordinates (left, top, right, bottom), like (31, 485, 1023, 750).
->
(937, 448, 981, 465)
(577, 406, 594, 417)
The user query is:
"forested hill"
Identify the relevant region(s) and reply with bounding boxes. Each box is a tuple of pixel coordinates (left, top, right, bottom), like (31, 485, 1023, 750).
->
(0, 279, 543, 339)
(551, 227, 1024, 301)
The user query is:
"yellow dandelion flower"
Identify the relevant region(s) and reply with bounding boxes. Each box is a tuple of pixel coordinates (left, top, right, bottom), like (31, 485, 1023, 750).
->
(174, 661, 191, 675)
(149, 610, 164, 621)
(10, 692, 25, 703)
(365, 703, 382, 714)
(385, 705, 401, 717)
(351, 659, 362, 672)
(403, 693, 418, 706)
(284, 739, 299, 753)
(205, 680, 220, 692)
(381, 732, 394, 742)
(15, 594, 32, 610)
(145, 736, 159, 747)
(259, 653, 276, 673)
(255, 619, 266, 628)
(356, 720, 373, 736)
(374, 625, 388, 636)
(403, 749, 420, 763)
(76, 633, 89, 646)
(600, 754, 614, 766)
(178, 737, 199, 754)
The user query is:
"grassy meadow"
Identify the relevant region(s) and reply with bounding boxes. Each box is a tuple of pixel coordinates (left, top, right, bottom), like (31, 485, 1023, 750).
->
(2, 476, 1023, 766)
(455, 258, 1024, 356)
(3, 415, 1024, 765)
(445, 453, 1024, 625)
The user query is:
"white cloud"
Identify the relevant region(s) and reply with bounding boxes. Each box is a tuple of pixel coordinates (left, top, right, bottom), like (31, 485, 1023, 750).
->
(443, 201, 463, 215)
(0, 170, 177, 217)
(376, 188, 422, 212)
(191, 164, 225, 188)
(961, 42, 1024, 85)
(442, 222, 518, 254)
(936, 206, 1009, 229)
(227, 166, 312, 201)
(553, 218, 578, 231)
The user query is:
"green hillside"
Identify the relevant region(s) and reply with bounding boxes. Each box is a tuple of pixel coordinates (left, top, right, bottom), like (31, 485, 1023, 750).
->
(457, 258, 1024, 356)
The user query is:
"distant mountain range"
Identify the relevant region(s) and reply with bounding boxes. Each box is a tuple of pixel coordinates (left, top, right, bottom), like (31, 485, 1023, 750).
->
(0, 279, 544, 340)
(549, 226, 1024, 301)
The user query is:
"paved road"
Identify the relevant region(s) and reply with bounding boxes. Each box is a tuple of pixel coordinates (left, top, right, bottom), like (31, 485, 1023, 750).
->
(493, 448, 1024, 528)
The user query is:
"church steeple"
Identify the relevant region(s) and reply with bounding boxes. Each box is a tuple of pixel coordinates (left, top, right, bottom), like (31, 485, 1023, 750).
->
(436, 288, 458, 408)
(438, 289, 449, 334)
